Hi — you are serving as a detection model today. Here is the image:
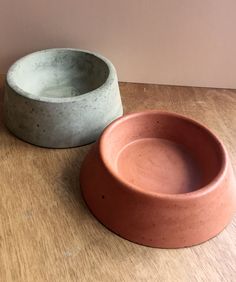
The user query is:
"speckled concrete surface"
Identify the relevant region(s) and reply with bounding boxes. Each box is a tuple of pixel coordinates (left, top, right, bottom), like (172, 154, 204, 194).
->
(4, 49, 123, 148)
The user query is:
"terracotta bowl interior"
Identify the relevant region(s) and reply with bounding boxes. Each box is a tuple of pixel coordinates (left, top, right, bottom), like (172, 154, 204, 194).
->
(8, 49, 109, 98)
(101, 113, 224, 195)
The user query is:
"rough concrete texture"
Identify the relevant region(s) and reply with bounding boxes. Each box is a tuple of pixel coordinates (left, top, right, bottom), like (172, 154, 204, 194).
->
(4, 48, 123, 148)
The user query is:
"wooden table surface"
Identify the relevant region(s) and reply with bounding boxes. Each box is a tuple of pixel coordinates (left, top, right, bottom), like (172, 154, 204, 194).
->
(0, 74, 235, 282)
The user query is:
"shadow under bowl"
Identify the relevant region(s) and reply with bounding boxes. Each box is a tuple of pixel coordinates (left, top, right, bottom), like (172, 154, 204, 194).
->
(80, 111, 236, 248)
(4, 48, 123, 148)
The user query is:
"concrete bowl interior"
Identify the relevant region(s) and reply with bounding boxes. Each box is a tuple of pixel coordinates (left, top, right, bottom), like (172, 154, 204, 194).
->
(8, 50, 110, 99)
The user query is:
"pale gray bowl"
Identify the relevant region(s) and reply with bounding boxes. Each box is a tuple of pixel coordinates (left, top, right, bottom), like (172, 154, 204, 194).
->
(4, 48, 123, 148)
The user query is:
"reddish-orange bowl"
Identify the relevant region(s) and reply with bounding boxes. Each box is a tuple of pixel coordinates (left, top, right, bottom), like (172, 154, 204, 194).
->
(80, 111, 236, 248)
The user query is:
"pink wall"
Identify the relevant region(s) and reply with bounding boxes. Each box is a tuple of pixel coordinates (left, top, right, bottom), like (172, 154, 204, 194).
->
(1, 0, 236, 88)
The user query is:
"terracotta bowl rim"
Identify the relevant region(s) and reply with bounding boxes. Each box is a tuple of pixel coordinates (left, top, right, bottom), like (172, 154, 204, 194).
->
(99, 110, 228, 200)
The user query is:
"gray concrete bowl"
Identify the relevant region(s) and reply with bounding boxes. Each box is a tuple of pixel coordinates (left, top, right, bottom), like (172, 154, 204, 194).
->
(4, 48, 123, 148)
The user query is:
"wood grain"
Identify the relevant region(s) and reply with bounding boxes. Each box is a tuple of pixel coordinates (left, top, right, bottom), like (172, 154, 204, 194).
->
(0, 74, 235, 281)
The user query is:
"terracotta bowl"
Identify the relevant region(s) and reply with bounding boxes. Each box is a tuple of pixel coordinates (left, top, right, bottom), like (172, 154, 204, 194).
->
(80, 111, 236, 248)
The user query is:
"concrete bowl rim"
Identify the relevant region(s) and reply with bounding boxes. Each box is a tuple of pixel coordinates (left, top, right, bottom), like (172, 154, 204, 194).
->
(6, 48, 116, 104)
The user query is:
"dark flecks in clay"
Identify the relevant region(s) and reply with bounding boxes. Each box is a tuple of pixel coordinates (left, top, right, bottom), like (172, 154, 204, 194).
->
(101, 195, 105, 199)
(36, 124, 39, 127)
(81, 111, 236, 248)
